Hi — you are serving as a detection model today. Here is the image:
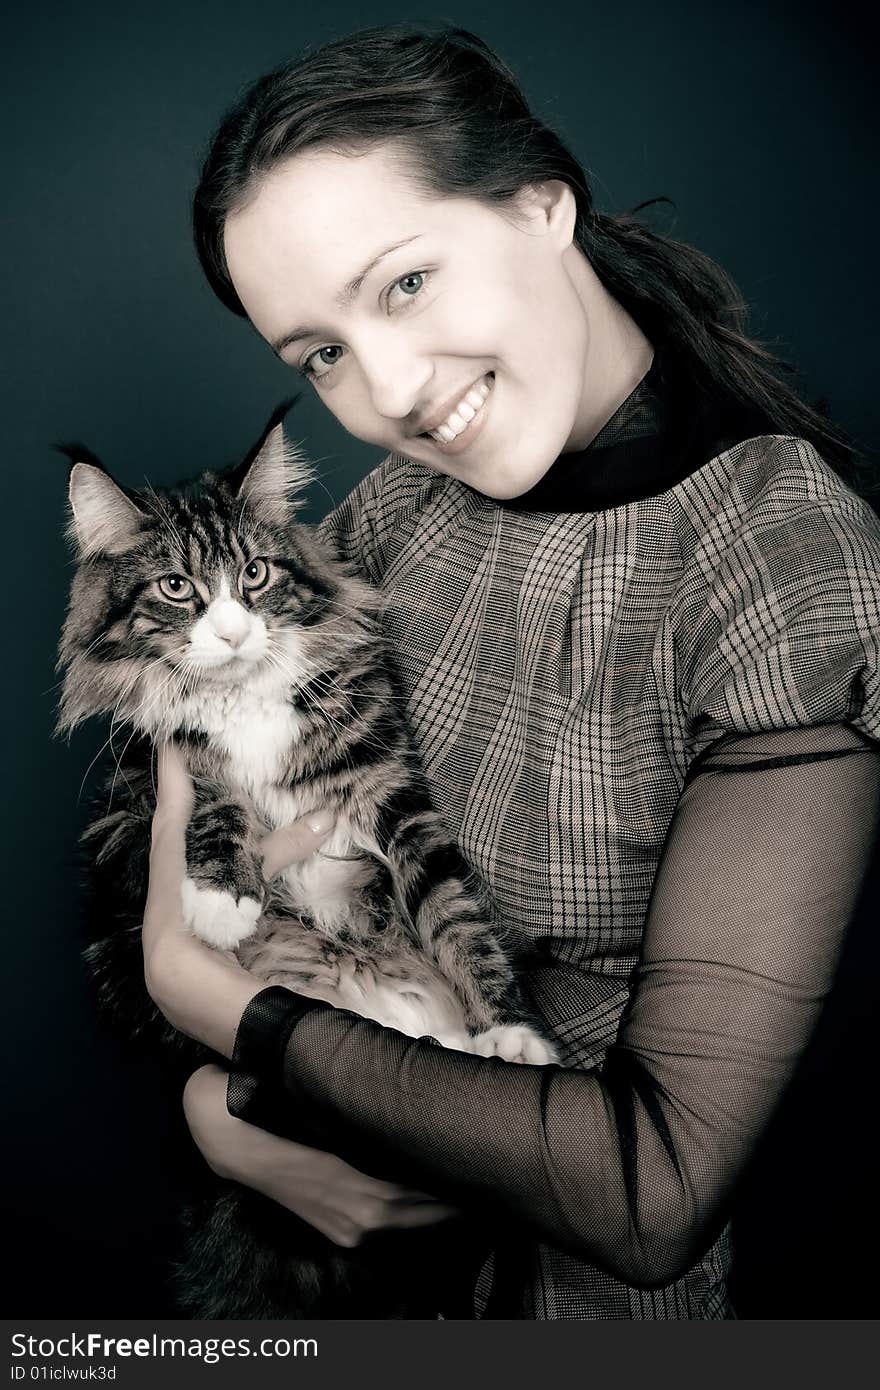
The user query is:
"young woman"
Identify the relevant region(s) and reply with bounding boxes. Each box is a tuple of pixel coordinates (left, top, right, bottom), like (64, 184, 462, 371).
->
(142, 24, 880, 1318)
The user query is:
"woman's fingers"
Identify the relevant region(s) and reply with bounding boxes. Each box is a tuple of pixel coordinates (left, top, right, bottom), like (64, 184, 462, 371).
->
(367, 1177, 450, 1205)
(152, 741, 334, 880)
(260, 811, 337, 879)
(380, 1200, 463, 1229)
(181, 1066, 463, 1239)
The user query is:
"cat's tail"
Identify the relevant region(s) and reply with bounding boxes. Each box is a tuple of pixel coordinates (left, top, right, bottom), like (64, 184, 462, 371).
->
(173, 1185, 411, 1319)
(174, 1182, 494, 1319)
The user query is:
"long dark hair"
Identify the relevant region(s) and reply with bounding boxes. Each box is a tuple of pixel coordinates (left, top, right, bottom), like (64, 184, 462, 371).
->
(193, 23, 869, 491)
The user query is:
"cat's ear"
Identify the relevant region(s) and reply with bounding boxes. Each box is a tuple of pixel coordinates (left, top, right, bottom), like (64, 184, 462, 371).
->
(233, 400, 314, 527)
(64, 457, 146, 558)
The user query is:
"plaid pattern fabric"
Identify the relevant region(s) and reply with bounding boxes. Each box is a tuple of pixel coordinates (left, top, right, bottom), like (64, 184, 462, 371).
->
(315, 419, 880, 1319)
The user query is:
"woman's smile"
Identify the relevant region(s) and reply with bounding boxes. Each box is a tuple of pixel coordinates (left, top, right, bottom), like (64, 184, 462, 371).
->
(418, 372, 494, 452)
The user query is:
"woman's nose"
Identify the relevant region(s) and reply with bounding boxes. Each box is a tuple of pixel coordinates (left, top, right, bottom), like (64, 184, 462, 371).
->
(361, 343, 433, 423)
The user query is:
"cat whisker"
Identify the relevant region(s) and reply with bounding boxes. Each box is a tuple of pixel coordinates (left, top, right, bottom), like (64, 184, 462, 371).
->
(76, 664, 157, 803)
(106, 723, 141, 808)
(290, 660, 400, 758)
(131, 660, 195, 738)
(94, 654, 182, 807)
(45, 629, 111, 698)
(294, 676, 387, 752)
(261, 651, 355, 756)
(282, 664, 388, 781)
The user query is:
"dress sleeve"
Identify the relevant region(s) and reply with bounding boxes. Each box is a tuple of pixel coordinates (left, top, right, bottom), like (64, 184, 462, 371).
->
(671, 435, 880, 754)
(313, 465, 383, 582)
(313, 451, 442, 583)
(227, 723, 880, 1289)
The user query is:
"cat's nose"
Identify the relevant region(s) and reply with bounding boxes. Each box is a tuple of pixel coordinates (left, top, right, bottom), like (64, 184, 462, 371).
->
(207, 598, 250, 650)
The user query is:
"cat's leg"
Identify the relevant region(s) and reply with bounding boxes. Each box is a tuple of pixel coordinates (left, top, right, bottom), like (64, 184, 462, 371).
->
(368, 788, 558, 1064)
(182, 783, 266, 950)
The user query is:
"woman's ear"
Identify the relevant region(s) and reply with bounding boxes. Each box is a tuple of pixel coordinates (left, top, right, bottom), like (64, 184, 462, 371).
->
(512, 180, 577, 247)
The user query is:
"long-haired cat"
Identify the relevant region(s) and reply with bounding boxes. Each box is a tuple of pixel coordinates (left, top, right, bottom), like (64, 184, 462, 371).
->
(56, 405, 556, 1318)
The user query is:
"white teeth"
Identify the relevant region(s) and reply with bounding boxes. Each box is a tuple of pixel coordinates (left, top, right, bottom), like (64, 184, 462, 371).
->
(428, 374, 492, 443)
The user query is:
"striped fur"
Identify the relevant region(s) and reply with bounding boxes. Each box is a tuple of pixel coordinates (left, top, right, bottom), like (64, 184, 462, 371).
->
(57, 410, 555, 1318)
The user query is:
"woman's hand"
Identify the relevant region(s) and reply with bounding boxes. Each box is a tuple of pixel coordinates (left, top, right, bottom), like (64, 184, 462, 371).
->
(142, 742, 335, 1057)
(183, 1064, 462, 1247)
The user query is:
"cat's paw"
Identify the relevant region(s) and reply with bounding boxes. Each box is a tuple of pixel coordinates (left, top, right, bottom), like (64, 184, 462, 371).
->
(181, 877, 262, 950)
(470, 1024, 558, 1065)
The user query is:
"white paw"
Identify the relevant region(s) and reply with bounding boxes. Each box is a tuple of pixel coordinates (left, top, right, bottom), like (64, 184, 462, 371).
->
(181, 877, 262, 950)
(470, 1024, 558, 1065)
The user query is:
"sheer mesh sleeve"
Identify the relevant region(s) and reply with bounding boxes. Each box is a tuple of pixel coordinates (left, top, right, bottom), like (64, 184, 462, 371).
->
(228, 724, 879, 1289)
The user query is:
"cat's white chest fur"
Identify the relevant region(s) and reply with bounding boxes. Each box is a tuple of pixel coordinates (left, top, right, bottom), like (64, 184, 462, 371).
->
(182, 683, 369, 926)
(179, 676, 384, 945)
(183, 682, 303, 812)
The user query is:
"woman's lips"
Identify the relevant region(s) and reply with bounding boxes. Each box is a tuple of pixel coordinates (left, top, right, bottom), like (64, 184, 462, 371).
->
(421, 373, 495, 456)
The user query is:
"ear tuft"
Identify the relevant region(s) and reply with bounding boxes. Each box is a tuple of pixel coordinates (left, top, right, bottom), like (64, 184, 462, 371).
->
(234, 400, 315, 526)
(65, 456, 145, 557)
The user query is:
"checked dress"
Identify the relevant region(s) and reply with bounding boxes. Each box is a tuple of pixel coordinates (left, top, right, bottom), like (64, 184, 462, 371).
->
(227, 349, 880, 1318)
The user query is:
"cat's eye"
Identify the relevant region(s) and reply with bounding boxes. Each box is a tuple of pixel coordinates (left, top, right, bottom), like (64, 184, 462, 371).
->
(158, 574, 195, 602)
(241, 558, 269, 592)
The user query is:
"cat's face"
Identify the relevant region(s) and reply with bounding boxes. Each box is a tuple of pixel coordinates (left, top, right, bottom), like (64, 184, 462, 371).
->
(57, 421, 347, 736)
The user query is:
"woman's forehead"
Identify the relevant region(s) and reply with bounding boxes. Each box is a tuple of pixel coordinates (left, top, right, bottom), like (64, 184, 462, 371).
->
(222, 145, 496, 337)
(227, 145, 493, 261)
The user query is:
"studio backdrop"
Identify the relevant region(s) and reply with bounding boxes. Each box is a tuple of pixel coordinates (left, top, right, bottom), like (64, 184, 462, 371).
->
(2, 0, 876, 1317)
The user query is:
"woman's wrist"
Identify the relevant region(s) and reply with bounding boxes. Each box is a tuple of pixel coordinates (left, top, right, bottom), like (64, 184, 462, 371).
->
(226, 985, 329, 1126)
(146, 933, 264, 1058)
(183, 1063, 314, 1185)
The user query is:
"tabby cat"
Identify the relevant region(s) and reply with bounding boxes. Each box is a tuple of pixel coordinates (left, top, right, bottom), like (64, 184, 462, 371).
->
(56, 407, 555, 1318)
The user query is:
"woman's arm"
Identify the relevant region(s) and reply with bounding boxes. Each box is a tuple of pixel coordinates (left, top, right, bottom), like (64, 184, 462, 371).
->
(223, 723, 880, 1288)
(144, 743, 460, 1245)
(143, 741, 348, 1054)
(182, 1063, 461, 1248)
(142, 743, 267, 1057)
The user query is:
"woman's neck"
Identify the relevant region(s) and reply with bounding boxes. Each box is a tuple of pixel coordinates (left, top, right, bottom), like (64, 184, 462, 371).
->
(563, 250, 655, 453)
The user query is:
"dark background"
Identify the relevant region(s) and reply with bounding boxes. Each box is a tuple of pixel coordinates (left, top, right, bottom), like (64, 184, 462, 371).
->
(3, 0, 877, 1317)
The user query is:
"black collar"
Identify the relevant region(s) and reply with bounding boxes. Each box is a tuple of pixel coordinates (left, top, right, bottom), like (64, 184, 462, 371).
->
(490, 349, 765, 514)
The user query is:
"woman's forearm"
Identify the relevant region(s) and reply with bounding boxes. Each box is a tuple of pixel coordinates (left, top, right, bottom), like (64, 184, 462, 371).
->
(231, 726, 880, 1287)
(142, 743, 334, 1056)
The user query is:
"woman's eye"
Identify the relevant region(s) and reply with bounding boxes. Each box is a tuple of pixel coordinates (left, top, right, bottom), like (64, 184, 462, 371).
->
(301, 345, 344, 380)
(298, 270, 430, 382)
(387, 270, 427, 306)
(241, 557, 269, 592)
(158, 574, 194, 602)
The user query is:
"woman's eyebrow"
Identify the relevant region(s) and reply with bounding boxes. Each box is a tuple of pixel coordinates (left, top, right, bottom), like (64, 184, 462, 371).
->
(271, 235, 424, 354)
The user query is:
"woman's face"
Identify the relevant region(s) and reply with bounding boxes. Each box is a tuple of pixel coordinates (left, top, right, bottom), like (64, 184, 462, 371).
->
(223, 143, 600, 499)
